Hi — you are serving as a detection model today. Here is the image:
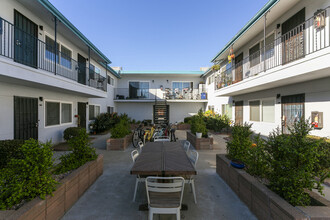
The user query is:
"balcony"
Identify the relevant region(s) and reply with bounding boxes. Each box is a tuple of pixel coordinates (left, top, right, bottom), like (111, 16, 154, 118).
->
(114, 88, 208, 102)
(214, 7, 330, 95)
(0, 17, 106, 92)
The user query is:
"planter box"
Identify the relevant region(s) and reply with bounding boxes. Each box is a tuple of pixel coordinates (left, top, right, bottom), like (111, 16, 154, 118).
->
(0, 154, 103, 220)
(177, 123, 191, 130)
(106, 133, 132, 151)
(216, 154, 330, 220)
(186, 131, 213, 150)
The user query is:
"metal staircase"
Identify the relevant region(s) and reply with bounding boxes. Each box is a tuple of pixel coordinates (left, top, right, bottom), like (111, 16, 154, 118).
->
(153, 99, 169, 125)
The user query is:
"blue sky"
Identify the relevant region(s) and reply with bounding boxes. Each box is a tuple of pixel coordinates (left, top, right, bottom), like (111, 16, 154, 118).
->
(49, 0, 269, 71)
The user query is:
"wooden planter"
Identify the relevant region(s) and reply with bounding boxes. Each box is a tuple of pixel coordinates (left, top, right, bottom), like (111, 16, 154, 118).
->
(186, 131, 213, 150)
(177, 123, 191, 130)
(0, 155, 103, 220)
(216, 154, 330, 220)
(106, 133, 132, 151)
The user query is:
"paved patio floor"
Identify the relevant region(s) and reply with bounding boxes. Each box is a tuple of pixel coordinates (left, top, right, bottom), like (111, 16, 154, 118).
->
(61, 130, 257, 220)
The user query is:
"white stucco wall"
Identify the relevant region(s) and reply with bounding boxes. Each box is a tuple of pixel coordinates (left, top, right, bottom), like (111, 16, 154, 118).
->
(0, 81, 90, 144)
(232, 77, 330, 138)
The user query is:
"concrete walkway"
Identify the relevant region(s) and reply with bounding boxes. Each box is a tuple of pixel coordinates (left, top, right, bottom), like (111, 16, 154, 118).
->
(61, 130, 257, 220)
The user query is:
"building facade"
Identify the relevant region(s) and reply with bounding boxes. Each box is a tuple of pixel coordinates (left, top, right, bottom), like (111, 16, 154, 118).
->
(208, 0, 330, 137)
(0, 0, 119, 144)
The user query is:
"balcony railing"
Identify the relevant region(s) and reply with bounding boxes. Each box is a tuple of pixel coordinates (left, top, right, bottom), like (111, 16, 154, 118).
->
(215, 7, 330, 91)
(0, 17, 106, 92)
(114, 88, 207, 101)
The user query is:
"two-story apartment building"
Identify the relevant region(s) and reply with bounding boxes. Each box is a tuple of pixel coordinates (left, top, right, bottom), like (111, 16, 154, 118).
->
(114, 70, 208, 124)
(208, 0, 330, 137)
(0, 0, 119, 144)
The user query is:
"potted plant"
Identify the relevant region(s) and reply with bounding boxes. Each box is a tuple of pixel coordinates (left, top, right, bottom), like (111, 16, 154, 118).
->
(190, 113, 207, 138)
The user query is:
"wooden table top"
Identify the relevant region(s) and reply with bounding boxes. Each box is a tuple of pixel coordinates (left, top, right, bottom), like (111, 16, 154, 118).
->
(130, 142, 197, 176)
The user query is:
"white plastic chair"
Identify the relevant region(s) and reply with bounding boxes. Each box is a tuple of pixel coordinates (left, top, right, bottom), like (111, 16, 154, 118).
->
(183, 141, 190, 153)
(185, 150, 198, 204)
(145, 176, 185, 220)
(131, 150, 145, 202)
(154, 136, 171, 142)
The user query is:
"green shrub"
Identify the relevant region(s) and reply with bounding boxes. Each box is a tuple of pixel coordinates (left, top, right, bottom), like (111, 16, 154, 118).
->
(245, 134, 270, 178)
(205, 114, 230, 132)
(184, 116, 193, 124)
(267, 120, 328, 206)
(190, 110, 208, 137)
(63, 127, 83, 141)
(0, 140, 25, 169)
(226, 123, 253, 161)
(0, 139, 57, 210)
(92, 112, 120, 133)
(110, 118, 131, 139)
(56, 129, 97, 174)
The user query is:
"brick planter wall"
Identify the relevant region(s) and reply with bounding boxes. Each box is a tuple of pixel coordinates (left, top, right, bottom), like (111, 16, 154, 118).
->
(0, 154, 103, 220)
(177, 123, 191, 130)
(216, 154, 330, 220)
(186, 131, 213, 150)
(106, 133, 132, 151)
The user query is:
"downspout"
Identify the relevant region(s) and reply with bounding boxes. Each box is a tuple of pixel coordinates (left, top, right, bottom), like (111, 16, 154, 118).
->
(54, 16, 57, 75)
(88, 47, 91, 86)
(263, 12, 268, 72)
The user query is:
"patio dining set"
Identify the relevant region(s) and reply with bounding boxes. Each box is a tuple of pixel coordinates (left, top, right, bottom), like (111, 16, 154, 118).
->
(130, 141, 198, 220)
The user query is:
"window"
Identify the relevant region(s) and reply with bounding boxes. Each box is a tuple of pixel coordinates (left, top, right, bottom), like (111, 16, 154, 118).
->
(45, 36, 59, 63)
(60, 45, 72, 69)
(45, 101, 73, 127)
(222, 104, 232, 119)
(249, 43, 260, 67)
(261, 33, 275, 60)
(248, 99, 275, 123)
(249, 100, 260, 121)
(61, 103, 72, 123)
(107, 106, 114, 114)
(89, 105, 100, 120)
(46, 101, 60, 126)
(262, 99, 275, 123)
(107, 75, 114, 86)
(172, 82, 193, 95)
(129, 81, 149, 98)
(95, 66, 101, 74)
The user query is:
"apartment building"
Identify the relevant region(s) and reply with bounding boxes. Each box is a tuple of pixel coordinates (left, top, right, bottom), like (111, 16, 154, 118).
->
(0, 0, 119, 144)
(207, 0, 330, 137)
(114, 71, 208, 124)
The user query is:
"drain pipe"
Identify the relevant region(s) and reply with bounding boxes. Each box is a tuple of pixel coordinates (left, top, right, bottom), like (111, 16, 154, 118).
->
(263, 11, 269, 72)
(54, 16, 57, 75)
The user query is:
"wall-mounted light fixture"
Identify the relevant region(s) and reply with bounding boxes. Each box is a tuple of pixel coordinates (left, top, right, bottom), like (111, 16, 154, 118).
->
(152, 80, 154, 83)
(276, 23, 281, 29)
(276, 94, 281, 99)
(166, 80, 169, 83)
(39, 97, 43, 101)
(39, 25, 43, 31)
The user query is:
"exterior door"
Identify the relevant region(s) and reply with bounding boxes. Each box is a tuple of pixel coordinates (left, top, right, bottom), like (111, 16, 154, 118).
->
(14, 96, 38, 140)
(14, 10, 38, 68)
(78, 102, 87, 129)
(282, 8, 305, 64)
(78, 54, 86, 85)
(281, 94, 305, 134)
(235, 101, 243, 125)
(234, 53, 243, 82)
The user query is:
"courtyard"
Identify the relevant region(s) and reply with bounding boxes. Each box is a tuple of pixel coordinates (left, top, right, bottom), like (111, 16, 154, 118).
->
(61, 131, 257, 220)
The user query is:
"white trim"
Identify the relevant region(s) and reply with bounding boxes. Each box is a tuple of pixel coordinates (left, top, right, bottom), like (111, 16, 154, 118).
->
(44, 99, 73, 128)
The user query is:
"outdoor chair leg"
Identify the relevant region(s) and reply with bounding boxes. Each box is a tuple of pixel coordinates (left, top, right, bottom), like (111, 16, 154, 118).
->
(191, 179, 197, 204)
(176, 209, 180, 220)
(148, 209, 153, 220)
(133, 178, 139, 202)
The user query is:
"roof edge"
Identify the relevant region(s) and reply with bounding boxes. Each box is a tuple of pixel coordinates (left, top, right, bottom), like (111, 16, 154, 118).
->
(210, 0, 279, 63)
(38, 0, 112, 64)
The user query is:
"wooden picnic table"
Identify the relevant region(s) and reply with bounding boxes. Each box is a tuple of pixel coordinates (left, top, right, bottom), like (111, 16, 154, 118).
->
(130, 141, 197, 176)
